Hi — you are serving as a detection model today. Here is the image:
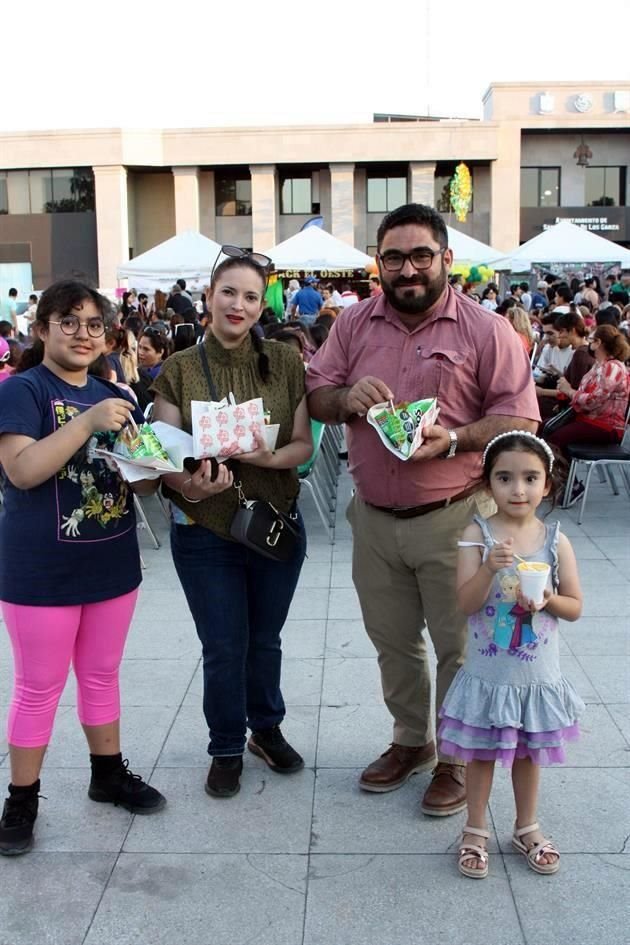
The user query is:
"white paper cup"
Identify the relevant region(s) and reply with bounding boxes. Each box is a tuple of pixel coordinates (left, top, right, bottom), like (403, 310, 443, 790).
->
(517, 562, 550, 604)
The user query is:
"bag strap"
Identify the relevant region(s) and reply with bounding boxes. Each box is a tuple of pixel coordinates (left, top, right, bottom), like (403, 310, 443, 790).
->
(198, 344, 219, 401)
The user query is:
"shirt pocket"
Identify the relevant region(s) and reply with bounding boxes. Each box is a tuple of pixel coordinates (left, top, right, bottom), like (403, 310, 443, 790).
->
(416, 346, 470, 402)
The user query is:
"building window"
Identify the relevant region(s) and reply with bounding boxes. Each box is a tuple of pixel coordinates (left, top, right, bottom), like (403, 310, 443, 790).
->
(367, 176, 406, 212)
(0, 173, 8, 214)
(520, 167, 560, 208)
(281, 177, 313, 214)
(585, 167, 625, 207)
(215, 176, 252, 216)
(0, 168, 94, 214)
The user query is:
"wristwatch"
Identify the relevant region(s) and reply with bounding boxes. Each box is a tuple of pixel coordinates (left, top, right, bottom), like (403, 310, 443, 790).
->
(444, 429, 458, 459)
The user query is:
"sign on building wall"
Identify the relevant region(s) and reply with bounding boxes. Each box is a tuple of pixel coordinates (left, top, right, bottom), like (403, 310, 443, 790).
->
(520, 208, 629, 243)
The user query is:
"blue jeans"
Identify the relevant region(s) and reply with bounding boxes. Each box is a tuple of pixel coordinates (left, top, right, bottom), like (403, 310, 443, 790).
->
(170, 516, 306, 757)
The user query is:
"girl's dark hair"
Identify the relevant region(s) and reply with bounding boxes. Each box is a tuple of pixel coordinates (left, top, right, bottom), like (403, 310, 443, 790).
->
(123, 314, 143, 338)
(210, 256, 270, 382)
(87, 354, 113, 379)
(309, 323, 329, 350)
(16, 279, 113, 374)
(173, 323, 196, 353)
(272, 329, 305, 354)
(316, 312, 336, 332)
(482, 432, 564, 510)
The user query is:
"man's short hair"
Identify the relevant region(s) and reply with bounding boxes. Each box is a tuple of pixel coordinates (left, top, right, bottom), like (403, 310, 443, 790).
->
(29, 293, 37, 303)
(376, 203, 448, 251)
(176, 278, 187, 291)
(555, 284, 572, 304)
(0, 320, 14, 337)
(8, 288, 17, 298)
(553, 312, 587, 337)
(540, 313, 557, 327)
(596, 306, 620, 327)
(519, 282, 529, 292)
(171, 284, 181, 293)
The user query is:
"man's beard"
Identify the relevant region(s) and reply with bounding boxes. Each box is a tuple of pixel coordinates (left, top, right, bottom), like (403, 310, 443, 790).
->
(381, 267, 448, 316)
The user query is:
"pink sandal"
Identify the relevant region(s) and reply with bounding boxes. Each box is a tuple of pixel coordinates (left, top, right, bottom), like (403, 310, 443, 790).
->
(512, 822, 560, 875)
(458, 825, 489, 879)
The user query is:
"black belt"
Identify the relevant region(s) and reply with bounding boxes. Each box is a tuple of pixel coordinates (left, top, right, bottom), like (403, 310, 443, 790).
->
(365, 485, 477, 519)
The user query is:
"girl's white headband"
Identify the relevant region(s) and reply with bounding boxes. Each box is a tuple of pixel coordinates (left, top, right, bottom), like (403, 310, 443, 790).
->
(482, 431, 554, 473)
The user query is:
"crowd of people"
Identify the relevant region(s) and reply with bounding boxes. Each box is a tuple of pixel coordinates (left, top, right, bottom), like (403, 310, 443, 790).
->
(0, 203, 627, 883)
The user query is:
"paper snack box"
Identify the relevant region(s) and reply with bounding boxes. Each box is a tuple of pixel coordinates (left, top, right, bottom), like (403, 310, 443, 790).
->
(191, 397, 265, 460)
(367, 397, 439, 460)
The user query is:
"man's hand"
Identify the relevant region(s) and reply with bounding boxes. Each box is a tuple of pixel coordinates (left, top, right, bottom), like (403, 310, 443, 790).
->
(345, 376, 394, 417)
(408, 424, 451, 462)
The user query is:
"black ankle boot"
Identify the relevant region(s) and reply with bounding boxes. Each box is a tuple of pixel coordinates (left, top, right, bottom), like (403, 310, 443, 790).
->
(88, 755, 166, 815)
(0, 780, 40, 856)
(205, 756, 243, 798)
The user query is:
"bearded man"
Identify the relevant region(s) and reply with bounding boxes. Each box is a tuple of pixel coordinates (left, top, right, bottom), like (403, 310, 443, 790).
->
(306, 203, 539, 817)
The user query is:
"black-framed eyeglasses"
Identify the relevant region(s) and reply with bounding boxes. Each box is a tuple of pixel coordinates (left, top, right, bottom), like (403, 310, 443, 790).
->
(210, 244, 273, 283)
(378, 248, 446, 273)
(49, 315, 106, 337)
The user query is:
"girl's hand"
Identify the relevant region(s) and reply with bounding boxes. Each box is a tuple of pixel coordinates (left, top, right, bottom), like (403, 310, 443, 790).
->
(237, 431, 274, 467)
(517, 588, 552, 613)
(484, 538, 514, 573)
(83, 398, 135, 434)
(184, 460, 233, 499)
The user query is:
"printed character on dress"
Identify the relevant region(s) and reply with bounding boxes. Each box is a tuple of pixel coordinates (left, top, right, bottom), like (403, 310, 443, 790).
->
(438, 431, 584, 880)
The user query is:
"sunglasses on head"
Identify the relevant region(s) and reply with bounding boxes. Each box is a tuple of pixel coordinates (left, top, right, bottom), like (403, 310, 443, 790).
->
(211, 245, 273, 283)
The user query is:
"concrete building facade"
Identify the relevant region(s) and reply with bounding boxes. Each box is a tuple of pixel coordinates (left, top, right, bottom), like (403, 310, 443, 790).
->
(0, 81, 628, 289)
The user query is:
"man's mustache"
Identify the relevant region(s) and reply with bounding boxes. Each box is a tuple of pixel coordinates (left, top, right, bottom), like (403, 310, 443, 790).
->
(392, 276, 428, 288)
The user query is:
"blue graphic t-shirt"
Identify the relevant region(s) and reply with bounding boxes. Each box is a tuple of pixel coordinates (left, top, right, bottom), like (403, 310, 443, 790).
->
(0, 364, 143, 605)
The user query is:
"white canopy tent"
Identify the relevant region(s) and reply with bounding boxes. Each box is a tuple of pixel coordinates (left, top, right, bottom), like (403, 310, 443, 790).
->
(495, 221, 630, 272)
(445, 225, 505, 265)
(117, 231, 222, 291)
(263, 227, 372, 271)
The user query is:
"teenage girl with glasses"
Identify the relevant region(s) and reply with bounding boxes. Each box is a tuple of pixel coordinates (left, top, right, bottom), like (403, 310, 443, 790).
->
(0, 280, 166, 857)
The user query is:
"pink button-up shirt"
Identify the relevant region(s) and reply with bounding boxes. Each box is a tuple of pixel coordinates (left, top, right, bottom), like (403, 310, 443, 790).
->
(306, 286, 540, 506)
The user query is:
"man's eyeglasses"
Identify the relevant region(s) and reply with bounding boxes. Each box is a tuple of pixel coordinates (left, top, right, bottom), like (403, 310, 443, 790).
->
(49, 315, 106, 337)
(378, 248, 446, 273)
(211, 244, 273, 283)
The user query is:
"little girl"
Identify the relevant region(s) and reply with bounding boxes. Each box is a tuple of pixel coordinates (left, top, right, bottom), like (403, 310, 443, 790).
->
(439, 431, 583, 879)
(0, 280, 166, 857)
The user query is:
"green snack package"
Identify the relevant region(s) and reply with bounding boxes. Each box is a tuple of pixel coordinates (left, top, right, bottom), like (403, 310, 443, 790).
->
(374, 408, 407, 450)
(120, 423, 170, 462)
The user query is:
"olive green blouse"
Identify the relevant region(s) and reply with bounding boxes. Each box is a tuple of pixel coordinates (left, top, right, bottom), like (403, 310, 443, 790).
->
(152, 332, 306, 539)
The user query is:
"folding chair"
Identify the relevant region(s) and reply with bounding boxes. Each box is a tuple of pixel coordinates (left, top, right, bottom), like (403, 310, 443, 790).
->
(298, 420, 338, 542)
(561, 405, 630, 525)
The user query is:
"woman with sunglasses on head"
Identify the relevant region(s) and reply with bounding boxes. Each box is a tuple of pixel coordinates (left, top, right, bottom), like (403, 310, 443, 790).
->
(153, 246, 313, 800)
(0, 280, 166, 857)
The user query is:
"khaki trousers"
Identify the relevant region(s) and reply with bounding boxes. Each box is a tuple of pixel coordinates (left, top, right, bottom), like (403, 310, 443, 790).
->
(347, 492, 495, 761)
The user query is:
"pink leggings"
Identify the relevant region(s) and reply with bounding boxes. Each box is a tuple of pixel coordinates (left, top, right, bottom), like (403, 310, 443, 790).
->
(2, 590, 138, 747)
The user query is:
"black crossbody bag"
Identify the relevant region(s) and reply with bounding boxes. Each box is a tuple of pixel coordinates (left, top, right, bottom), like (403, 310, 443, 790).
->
(198, 345, 301, 562)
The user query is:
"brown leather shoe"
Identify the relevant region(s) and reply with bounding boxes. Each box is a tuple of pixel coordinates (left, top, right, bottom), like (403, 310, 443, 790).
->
(359, 741, 437, 793)
(421, 762, 466, 816)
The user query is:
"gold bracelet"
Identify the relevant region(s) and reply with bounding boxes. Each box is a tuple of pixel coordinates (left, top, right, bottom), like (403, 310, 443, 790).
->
(180, 477, 203, 504)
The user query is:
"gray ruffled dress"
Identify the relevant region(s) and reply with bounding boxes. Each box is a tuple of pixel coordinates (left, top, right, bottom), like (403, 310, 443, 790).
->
(438, 516, 584, 767)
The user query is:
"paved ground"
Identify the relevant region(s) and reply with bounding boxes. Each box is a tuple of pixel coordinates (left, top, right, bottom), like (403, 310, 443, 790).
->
(0, 470, 628, 945)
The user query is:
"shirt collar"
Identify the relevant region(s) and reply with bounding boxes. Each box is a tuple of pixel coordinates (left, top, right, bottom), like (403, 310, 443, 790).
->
(369, 284, 460, 330)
